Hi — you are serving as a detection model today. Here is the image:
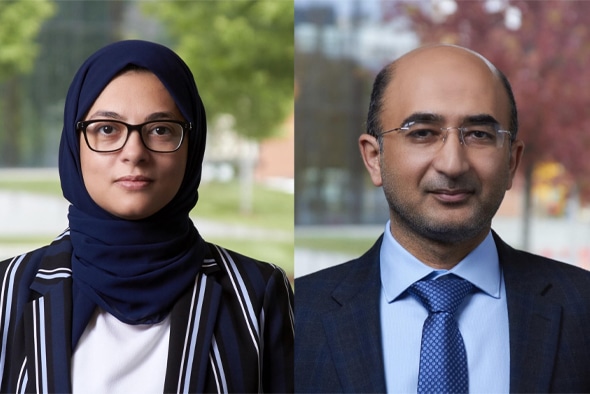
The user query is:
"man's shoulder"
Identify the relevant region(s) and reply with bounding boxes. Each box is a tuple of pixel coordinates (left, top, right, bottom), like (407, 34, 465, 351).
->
(496, 232, 590, 277)
(296, 256, 363, 292)
(495, 233, 590, 298)
(297, 236, 381, 284)
(515, 249, 590, 286)
(295, 236, 382, 313)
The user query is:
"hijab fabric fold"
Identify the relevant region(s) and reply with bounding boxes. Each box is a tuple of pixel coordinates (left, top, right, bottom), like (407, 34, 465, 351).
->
(58, 40, 208, 340)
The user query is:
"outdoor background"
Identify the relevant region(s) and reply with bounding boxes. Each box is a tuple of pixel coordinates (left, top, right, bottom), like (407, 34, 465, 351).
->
(2, 0, 590, 282)
(295, 0, 590, 277)
(0, 1, 294, 280)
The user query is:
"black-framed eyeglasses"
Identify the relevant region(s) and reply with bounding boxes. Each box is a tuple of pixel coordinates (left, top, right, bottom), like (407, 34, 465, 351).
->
(381, 121, 512, 150)
(76, 119, 192, 153)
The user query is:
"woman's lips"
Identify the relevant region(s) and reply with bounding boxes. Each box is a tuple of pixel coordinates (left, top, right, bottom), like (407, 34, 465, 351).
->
(115, 175, 154, 190)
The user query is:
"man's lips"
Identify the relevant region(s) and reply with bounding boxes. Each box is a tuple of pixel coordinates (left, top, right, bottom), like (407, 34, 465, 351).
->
(430, 188, 474, 203)
(115, 175, 154, 190)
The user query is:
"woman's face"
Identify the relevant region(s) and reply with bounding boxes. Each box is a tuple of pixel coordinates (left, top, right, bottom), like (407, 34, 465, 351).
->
(79, 70, 188, 220)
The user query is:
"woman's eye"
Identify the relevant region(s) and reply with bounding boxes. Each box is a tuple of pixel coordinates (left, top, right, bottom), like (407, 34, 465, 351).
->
(152, 126, 171, 136)
(98, 125, 115, 135)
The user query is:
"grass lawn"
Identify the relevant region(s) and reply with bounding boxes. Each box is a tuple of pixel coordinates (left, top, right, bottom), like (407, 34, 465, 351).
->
(192, 181, 293, 232)
(0, 178, 62, 196)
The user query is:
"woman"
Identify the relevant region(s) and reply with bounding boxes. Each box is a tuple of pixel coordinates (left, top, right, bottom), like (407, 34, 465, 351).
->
(0, 40, 294, 393)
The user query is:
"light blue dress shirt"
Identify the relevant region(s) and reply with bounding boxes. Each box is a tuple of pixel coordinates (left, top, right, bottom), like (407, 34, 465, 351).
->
(380, 221, 510, 393)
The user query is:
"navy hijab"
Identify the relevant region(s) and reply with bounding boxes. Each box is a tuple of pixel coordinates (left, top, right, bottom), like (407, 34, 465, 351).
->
(58, 40, 207, 342)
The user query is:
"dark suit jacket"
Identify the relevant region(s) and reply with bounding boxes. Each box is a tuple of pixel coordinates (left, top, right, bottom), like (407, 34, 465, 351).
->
(0, 232, 294, 393)
(295, 232, 590, 393)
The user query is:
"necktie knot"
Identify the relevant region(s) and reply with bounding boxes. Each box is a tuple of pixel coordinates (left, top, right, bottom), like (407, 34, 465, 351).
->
(408, 277, 474, 315)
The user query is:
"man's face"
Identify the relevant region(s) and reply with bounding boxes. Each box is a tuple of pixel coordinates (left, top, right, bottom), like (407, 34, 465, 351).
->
(361, 47, 524, 245)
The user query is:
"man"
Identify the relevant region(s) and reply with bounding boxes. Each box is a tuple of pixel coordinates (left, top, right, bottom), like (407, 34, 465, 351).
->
(295, 45, 590, 393)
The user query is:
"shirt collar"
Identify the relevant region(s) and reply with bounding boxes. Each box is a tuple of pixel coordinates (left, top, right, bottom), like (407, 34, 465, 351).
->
(380, 221, 501, 303)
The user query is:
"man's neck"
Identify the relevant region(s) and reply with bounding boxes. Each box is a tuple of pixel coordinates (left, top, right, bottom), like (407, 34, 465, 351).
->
(388, 222, 490, 270)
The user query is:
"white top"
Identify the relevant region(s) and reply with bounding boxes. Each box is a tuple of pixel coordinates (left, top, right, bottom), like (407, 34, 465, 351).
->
(72, 308, 170, 394)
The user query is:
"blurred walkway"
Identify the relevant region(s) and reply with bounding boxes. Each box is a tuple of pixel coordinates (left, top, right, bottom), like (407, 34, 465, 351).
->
(0, 191, 69, 237)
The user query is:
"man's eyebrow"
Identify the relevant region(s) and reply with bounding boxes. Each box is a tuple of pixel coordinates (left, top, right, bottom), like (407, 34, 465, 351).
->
(462, 114, 501, 125)
(399, 113, 501, 127)
(400, 113, 444, 127)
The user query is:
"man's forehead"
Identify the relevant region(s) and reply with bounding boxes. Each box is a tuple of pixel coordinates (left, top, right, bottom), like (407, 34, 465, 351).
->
(378, 47, 510, 129)
(386, 45, 504, 99)
(395, 44, 497, 71)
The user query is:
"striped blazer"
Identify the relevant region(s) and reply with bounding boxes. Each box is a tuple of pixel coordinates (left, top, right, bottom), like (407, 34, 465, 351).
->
(0, 231, 294, 393)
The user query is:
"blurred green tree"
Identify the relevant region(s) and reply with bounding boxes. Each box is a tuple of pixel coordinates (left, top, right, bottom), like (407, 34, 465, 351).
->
(0, 0, 55, 79)
(0, 0, 55, 165)
(142, 0, 294, 140)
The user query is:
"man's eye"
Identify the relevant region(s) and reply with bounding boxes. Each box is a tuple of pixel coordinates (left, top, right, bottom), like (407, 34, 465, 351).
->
(408, 128, 438, 139)
(468, 130, 495, 140)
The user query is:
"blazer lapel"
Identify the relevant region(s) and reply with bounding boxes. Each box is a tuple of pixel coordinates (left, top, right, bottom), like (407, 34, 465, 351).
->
(25, 258, 74, 393)
(494, 233, 562, 393)
(323, 237, 387, 393)
(164, 263, 222, 393)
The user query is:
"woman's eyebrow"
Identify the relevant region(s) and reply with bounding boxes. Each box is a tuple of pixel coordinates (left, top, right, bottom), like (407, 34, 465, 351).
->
(145, 112, 177, 121)
(86, 111, 178, 122)
(87, 111, 121, 120)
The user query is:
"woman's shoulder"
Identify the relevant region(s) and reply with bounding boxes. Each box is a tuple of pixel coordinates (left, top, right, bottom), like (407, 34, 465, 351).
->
(202, 242, 293, 317)
(204, 241, 291, 286)
(0, 231, 72, 315)
(0, 243, 48, 279)
(0, 231, 72, 284)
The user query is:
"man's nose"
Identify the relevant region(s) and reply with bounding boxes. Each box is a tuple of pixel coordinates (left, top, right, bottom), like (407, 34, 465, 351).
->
(431, 129, 470, 178)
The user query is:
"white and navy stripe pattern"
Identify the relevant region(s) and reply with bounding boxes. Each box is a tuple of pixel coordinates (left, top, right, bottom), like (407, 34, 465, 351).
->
(0, 233, 294, 393)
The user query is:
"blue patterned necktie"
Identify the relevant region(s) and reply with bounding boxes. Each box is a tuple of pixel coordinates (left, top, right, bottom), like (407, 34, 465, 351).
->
(408, 276, 474, 394)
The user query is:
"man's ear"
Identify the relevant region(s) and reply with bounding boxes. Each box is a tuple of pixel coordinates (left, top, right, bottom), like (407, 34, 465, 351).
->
(359, 133, 383, 187)
(506, 139, 525, 190)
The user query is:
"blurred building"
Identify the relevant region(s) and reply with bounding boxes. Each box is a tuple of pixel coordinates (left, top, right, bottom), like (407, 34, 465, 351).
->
(295, 0, 418, 225)
(256, 113, 295, 192)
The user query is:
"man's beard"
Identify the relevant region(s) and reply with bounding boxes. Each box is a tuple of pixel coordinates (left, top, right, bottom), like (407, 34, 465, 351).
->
(382, 179, 506, 245)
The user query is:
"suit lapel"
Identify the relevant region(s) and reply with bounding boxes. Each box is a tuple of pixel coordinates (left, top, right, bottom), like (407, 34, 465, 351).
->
(323, 237, 387, 393)
(494, 233, 561, 393)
